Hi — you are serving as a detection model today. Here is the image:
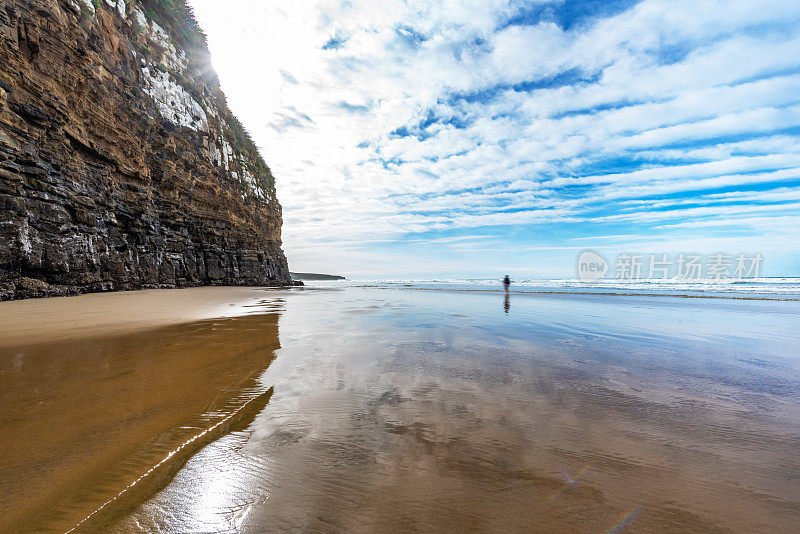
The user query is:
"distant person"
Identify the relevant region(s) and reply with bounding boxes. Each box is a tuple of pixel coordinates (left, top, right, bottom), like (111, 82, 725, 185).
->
(503, 275, 511, 291)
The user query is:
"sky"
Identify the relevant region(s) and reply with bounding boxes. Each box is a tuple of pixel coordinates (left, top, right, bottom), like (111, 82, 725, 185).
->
(188, 0, 800, 278)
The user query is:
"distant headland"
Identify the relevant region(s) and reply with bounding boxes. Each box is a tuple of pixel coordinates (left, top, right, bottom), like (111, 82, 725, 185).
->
(290, 273, 346, 281)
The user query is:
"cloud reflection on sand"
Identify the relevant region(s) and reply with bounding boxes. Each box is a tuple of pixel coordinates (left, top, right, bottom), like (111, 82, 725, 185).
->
(115, 288, 800, 532)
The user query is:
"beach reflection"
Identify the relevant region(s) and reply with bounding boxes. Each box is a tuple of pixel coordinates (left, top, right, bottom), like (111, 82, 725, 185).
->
(116, 289, 800, 533)
(0, 303, 283, 533)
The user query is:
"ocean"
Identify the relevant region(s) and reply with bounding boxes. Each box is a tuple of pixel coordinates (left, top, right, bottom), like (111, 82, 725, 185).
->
(300, 277, 800, 300)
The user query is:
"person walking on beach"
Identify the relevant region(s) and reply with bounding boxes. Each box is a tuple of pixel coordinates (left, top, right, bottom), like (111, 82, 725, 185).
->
(502, 275, 511, 313)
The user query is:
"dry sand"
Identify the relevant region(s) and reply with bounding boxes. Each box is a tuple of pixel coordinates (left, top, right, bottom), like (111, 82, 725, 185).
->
(0, 286, 287, 348)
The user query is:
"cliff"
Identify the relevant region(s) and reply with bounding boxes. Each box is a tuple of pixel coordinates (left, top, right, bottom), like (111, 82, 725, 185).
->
(0, 0, 292, 300)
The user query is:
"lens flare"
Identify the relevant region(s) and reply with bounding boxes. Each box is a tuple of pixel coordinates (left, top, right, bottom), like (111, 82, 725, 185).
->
(605, 505, 644, 533)
(543, 457, 598, 505)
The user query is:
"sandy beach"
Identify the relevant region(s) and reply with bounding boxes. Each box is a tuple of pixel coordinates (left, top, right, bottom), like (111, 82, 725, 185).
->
(2, 286, 799, 532)
(0, 286, 287, 349)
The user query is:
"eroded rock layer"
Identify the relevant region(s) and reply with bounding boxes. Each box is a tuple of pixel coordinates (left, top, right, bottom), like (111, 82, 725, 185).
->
(0, 0, 291, 300)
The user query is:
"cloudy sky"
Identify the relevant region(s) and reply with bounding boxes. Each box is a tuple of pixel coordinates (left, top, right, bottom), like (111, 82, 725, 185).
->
(188, 0, 800, 278)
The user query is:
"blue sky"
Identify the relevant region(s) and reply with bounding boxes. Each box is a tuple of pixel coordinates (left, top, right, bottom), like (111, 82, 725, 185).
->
(190, 0, 800, 278)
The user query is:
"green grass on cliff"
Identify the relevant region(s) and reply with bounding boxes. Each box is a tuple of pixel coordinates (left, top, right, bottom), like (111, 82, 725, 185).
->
(140, 0, 208, 56)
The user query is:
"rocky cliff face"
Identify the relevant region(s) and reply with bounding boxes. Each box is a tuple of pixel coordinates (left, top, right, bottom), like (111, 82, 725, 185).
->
(0, 0, 292, 300)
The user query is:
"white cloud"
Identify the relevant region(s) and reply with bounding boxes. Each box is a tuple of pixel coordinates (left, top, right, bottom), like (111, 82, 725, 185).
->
(188, 0, 800, 275)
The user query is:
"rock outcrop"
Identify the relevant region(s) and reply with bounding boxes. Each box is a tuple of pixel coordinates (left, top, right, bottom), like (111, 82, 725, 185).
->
(0, 0, 292, 300)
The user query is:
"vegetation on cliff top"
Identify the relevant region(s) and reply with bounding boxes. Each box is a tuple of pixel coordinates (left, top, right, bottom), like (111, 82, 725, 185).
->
(139, 0, 207, 53)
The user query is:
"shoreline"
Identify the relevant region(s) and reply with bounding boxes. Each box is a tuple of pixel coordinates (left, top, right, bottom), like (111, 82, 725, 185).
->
(1, 283, 795, 351)
(358, 285, 800, 301)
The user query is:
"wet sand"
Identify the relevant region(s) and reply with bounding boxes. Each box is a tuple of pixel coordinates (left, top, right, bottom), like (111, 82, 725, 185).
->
(0, 288, 284, 532)
(2, 287, 800, 532)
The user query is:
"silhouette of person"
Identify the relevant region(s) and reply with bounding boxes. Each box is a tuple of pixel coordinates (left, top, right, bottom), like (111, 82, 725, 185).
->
(502, 275, 511, 313)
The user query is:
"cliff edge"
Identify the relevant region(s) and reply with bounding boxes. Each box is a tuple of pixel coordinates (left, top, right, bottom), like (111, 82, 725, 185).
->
(0, 0, 291, 300)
